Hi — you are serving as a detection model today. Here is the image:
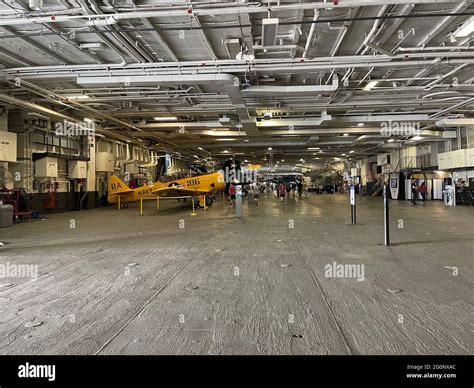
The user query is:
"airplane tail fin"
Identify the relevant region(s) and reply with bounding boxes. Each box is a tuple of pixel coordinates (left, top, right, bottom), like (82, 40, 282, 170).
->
(108, 175, 132, 195)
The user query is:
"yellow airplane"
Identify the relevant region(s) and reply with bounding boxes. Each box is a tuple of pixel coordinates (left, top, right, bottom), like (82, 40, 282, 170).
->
(108, 172, 225, 208)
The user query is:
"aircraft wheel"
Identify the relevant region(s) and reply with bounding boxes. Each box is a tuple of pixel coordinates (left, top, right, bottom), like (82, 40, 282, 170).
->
(205, 197, 213, 207)
(123, 203, 129, 208)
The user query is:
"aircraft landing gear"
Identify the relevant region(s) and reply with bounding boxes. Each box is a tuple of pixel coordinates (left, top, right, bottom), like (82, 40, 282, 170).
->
(192, 197, 213, 208)
(191, 197, 200, 208)
(123, 203, 129, 208)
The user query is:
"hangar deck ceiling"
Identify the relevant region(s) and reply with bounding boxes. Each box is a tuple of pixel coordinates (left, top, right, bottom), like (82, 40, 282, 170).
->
(0, 0, 473, 165)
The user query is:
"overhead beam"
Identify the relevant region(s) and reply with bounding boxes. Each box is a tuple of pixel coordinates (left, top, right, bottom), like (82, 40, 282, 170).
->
(0, 1, 466, 26)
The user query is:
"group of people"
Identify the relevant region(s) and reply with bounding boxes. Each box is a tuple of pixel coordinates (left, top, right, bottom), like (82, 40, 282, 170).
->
(411, 181, 428, 205)
(228, 183, 260, 207)
(277, 181, 304, 201)
(228, 180, 306, 206)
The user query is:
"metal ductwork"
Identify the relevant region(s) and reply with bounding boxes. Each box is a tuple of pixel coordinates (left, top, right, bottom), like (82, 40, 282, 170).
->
(257, 111, 331, 127)
(77, 73, 258, 136)
(244, 75, 338, 97)
(435, 118, 474, 127)
(262, 18, 279, 47)
(139, 151, 158, 168)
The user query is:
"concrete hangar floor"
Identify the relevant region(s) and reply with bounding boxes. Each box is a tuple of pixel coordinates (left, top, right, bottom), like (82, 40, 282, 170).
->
(0, 193, 472, 355)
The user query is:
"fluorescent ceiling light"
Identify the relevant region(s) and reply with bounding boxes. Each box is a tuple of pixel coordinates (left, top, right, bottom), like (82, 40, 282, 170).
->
(222, 150, 230, 153)
(453, 16, 474, 38)
(349, 150, 355, 154)
(197, 147, 204, 151)
(358, 123, 364, 127)
(387, 139, 395, 143)
(411, 136, 423, 141)
(153, 116, 177, 121)
(268, 147, 272, 150)
(363, 80, 380, 91)
(216, 138, 236, 141)
(65, 94, 90, 100)
(307, 147, 320, 150)
(343, 133, 349, 137)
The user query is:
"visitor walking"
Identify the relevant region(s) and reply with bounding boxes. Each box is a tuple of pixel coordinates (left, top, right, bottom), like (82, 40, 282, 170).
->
(229, 184, 236, 207)
(411, 180, 418, 205)
(418, 182, 427, 203)
(278, 183, 287, 202)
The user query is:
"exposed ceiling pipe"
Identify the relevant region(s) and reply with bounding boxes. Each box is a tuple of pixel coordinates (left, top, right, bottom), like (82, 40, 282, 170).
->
(424, 64, 469, 90)
(397, 46, 473, 52)
(0, 71, 194, 153)
(76, 73, 258, 136)
(6, 51, 474, 75)
(429, 97, 474, 118)
(139, 151, 158, 168)
(0, 93, 81, 122)
(0, 93, 148, 146)
(75, 0, 128, 65)
(359, 5, 389, 54)
(122, 144, 132, 163)
(77, 0, 145, 63)
(9, 57, 474, 81)
(253, 44, 305, 52)
(0, 0, 465, 26)
(330, 26, 348, 57)
(302, 10, 319, 59)
(435, 118, 474, 127)
(337, 114, 432, 122)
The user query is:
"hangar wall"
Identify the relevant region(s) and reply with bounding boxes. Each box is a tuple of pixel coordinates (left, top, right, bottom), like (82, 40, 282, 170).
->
(0, 111, 188, 213)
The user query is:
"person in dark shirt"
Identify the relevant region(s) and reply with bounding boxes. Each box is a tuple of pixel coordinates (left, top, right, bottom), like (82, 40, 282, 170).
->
(411, 180, 418, 205)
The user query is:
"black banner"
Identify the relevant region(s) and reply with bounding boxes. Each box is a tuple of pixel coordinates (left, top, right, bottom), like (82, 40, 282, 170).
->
(0, 355, 472, 387)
